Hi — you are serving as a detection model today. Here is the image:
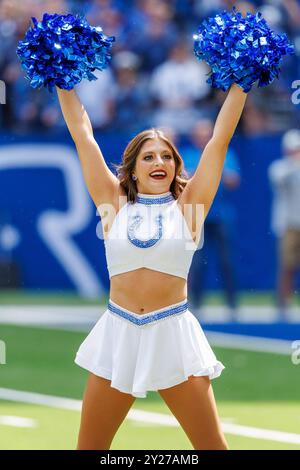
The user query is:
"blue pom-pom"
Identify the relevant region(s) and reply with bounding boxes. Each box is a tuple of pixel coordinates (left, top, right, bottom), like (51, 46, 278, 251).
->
(193, 7, 295, 93)
(16, 12, 115, 92)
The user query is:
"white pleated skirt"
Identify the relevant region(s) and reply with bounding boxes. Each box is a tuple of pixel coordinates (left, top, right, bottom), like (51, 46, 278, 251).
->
(74, 298, 225, 398)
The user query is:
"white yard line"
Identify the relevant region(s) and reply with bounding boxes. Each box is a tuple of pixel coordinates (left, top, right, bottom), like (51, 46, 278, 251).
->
(0, 415, 37, 428)
(0, 388, 300, 445)
(206, 332, 295, 355)
(1, 305, 300, 329)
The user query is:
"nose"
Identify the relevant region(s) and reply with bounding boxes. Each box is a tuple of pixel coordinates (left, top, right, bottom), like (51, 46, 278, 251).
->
(155, 155, 164, 165)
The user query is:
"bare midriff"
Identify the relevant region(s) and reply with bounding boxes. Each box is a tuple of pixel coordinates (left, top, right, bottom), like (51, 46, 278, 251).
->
(109, 268, 187, 315)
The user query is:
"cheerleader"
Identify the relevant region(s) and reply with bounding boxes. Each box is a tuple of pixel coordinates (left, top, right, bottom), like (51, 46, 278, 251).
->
(17, 7, 292, 452)
(56, 82, 247, 450)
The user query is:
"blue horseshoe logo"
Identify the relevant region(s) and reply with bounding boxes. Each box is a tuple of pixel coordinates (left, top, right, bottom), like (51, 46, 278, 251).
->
(127, 213, 164, 248)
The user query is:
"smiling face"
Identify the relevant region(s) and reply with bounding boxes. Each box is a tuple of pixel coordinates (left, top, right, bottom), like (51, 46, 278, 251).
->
(132, 138, 176, 195)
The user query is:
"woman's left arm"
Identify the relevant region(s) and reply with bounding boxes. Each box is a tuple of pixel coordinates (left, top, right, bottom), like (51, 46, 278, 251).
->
(179, 83, 248, 219)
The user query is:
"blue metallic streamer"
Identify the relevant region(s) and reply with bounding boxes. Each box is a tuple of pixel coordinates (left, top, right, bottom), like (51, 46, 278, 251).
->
(16, 12, 115, 92)
(193, 7, 295, 92)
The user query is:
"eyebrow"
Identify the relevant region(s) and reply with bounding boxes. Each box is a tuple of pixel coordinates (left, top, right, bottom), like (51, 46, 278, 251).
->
(141, 150, 172, 155)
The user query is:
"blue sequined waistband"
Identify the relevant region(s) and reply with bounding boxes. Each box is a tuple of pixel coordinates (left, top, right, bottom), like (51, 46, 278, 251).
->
(107, 298, 188, 326)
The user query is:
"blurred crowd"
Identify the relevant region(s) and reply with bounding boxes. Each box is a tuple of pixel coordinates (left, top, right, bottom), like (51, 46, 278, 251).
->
(0, 0, 300, 136)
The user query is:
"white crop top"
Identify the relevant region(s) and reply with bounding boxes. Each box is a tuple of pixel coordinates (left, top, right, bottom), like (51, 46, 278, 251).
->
(103, 191, 203, 280)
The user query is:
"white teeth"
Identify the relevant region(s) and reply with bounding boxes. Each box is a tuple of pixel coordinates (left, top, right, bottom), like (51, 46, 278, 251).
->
(150, 172, 166, 176)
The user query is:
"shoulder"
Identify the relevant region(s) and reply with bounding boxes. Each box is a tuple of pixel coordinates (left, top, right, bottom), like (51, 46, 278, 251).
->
(97, 184, 128, 217)
(114, 185, 128, 210)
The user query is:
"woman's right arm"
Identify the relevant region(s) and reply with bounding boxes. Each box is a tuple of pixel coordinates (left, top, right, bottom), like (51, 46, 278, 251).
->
(56, 87, 120, 207)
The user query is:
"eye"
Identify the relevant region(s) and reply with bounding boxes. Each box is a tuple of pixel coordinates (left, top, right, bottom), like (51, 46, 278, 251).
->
(163, 154, 172, 159)
(144, 155, 153, 160)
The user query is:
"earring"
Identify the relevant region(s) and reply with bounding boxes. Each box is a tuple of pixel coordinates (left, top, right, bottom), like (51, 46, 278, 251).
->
(132, 174, 138, 181)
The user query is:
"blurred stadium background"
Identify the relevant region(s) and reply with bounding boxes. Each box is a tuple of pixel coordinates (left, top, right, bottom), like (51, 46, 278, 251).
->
(0, 0, 300, 450)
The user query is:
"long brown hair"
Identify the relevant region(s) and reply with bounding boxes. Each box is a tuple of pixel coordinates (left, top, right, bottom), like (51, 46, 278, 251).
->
(113, 129, 190, 203)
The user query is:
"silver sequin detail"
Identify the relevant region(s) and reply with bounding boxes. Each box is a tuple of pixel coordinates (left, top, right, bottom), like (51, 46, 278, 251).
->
(136, 193, 174, 205)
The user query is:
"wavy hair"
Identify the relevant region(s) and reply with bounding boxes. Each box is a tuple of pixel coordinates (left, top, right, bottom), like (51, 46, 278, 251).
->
(113, 129, 190, 203)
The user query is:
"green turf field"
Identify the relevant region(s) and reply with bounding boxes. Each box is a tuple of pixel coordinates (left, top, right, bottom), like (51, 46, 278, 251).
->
(0, 323, 300, 450)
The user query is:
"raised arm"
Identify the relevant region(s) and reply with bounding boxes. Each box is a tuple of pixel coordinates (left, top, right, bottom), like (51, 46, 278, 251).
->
(179, 83, 248, 219)
(56, 87, 120, 207)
